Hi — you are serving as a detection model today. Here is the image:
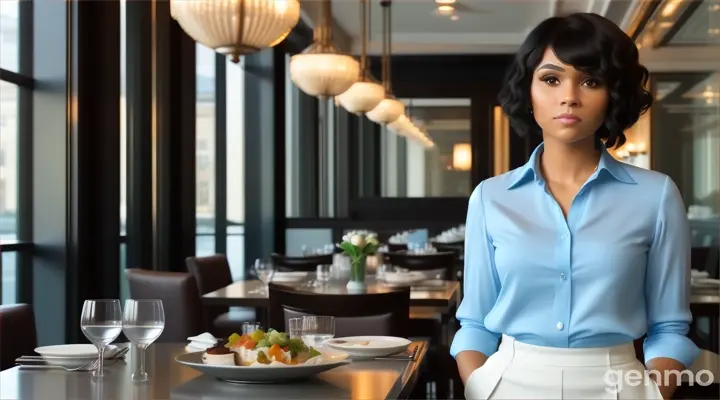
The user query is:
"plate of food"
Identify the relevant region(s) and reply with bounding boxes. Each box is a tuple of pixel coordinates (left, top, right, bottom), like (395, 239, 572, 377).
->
(324, 336, 411, 358)
(175, 328, 349, 383)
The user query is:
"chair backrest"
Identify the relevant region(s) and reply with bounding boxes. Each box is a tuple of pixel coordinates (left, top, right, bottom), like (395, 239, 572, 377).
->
(0, 304, 37, 371)
(270, 253, 334, 272)
(692, 246, 719, 279)
(386, 251, 457, 274)
(185, 254, 233, 331)
(268, 283, 410, 338)
(125, 269, 204, 342)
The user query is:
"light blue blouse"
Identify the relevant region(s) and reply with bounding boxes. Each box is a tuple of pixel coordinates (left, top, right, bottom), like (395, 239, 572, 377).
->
(450, 142, 699, 368)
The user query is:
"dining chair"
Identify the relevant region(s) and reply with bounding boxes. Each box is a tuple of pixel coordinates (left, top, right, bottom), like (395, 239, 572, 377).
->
(268, 283, 411, 338)
(385, 251, 456, 278)
(125, 269, 204, 342)
(270, 253, 334, 273)
(0, 303, 37, 371)
(185, 255, 256, 337)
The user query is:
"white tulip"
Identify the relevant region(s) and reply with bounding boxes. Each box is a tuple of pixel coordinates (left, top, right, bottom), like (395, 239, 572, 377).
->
(350, 235, 365, 246)
(367, 237, 378, 246)
(342, 234, 350, 243)
(367, 233, 377, 239)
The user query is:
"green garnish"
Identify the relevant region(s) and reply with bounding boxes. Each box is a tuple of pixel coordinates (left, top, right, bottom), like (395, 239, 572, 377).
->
(287, 337, 308, 357)
(308, 347, 321, 359)
(225, 333, 242, 348)
(256, 351, 270, 364)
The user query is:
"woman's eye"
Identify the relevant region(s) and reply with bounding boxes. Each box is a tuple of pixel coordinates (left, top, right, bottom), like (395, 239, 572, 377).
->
(583, 78, 601, 87)
(542, 76, 559, 85)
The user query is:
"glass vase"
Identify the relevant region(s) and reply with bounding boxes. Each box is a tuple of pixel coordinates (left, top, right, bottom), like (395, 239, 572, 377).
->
(346, 255, 367, 291)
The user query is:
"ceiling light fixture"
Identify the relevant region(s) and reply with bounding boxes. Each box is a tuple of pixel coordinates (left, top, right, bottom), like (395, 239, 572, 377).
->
(367, 0, 405, 125)
(289, 0, 360, 98)
(170, 0, 300, 63)
(335, 0, 385, 114)
(437, 5, 455, 16)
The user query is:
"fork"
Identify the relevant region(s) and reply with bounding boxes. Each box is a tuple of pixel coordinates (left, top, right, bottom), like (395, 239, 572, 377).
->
(17, 358, 100, 372)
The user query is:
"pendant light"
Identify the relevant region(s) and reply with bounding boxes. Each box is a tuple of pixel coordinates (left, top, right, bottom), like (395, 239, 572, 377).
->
(289, 0, 360, 98)
(366, 0, 404, 125)
(335, 0, 385, 114)
(170, 0, 301, 63)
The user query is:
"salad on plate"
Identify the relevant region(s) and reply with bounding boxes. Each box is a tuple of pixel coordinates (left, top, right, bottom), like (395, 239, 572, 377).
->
(202, 328, 323, 367)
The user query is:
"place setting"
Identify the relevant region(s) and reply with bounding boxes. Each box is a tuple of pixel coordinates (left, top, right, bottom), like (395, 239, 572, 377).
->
(15, 298, 165, 382)
(176, 316, 418, 384)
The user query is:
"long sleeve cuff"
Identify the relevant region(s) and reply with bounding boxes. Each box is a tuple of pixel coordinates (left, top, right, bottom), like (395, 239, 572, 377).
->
(450, 325, 500, 359)
(643, 332, 700, 368)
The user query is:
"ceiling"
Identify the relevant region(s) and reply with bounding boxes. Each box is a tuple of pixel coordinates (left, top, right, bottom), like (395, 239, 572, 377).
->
(301, 0, 638, 55)
(669, 0, 720, 45)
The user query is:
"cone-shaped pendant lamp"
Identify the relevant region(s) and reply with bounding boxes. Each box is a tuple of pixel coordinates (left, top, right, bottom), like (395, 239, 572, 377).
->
(290, 0, 360, 98)
(170, 0, 301, 63)
(366, 0, 404, 125)
(336, 0, 385, 114)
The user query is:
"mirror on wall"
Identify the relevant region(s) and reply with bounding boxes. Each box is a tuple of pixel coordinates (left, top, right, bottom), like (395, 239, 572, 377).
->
(377, 98, 472, 198)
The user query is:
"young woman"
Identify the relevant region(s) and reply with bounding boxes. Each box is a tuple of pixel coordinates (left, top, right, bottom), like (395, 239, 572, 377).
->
(452, 12, 698, 400)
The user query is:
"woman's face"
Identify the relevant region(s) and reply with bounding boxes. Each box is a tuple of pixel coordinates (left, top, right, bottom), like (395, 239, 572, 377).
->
(530, 47, 609, 145)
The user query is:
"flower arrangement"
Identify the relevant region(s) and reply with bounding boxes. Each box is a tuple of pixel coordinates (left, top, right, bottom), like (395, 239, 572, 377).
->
(337, 230, 379, 288)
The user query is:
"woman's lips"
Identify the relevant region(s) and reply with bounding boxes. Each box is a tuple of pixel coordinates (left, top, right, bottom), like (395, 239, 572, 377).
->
(554, 113, 582, 125)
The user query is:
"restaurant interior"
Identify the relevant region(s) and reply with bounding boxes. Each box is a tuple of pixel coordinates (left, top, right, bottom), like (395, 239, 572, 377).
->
(0, 0, 718, 398)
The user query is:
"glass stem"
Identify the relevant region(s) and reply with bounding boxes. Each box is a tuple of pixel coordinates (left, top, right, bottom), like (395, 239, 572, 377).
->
(138, 345, 146, 376)
(97, 345, 105, 376)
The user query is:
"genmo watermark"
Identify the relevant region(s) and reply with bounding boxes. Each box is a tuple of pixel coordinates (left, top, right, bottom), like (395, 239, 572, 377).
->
(603, 369, 715, 394)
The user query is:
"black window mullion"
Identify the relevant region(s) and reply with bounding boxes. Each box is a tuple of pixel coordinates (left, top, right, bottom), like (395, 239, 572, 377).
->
(215, 53, 227, 255)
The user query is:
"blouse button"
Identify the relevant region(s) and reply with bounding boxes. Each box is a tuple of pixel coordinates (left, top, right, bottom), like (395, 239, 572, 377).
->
(556, 322, 564, 331)
(560, 273, 566, 281)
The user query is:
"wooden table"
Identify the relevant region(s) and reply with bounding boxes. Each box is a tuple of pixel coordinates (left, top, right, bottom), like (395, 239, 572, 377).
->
(203, 279, 461, 309)
(0, 342, 428, 399)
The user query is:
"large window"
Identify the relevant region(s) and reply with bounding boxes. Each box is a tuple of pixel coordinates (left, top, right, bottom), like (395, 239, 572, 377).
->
(0, 0, 30, 305)
(196, 43, 216, 257)
(195, 47, 245, 279)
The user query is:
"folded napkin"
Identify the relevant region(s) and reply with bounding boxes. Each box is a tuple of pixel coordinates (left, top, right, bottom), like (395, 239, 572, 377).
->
(186, 332, 218, 351)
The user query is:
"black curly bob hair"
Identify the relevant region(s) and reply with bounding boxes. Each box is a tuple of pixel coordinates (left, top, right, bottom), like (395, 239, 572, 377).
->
(498, 12, 652, 149)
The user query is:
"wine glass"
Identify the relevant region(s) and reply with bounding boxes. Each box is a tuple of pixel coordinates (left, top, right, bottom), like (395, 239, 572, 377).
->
(81, 299, 123, 378)
(316, 265, 331, 286)
(122, 299, 165, 382)
(301, 316, 335, 347)
(254, 259, 275, 293)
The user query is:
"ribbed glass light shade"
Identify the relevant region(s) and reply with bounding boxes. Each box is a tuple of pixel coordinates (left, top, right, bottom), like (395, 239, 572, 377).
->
(336, 80, 385, 115)
(367, 97, 405, 125)
(387, 114, 411, 135)
(170, 0, 301, 62)
(290, 52, 360, 97)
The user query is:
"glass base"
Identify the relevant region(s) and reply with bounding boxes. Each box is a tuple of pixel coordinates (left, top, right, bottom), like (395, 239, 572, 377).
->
(132, 371, 148, 382)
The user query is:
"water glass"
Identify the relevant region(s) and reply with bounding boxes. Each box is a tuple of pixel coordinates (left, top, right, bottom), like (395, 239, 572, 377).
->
(301, 316, 335, 347)
(288, 318, 303, 339)
(254, 259, 275, 292)
(242, 322, 262, 335)
(122, 299, 165, 382)
(316, 265, 331, 285)
(81, 299, 123, 378)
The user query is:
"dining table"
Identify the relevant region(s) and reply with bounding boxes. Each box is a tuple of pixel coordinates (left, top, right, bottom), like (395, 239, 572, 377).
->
(202, 277, 461, 309)
(0, 341, 429, 399)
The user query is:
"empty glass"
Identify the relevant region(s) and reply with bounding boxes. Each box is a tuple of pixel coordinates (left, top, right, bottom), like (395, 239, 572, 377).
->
(288, 318, 303, 338)
(316, 265, 331, 285)
(254, 259, 275, 293)
(81, 299, 123, 377)
(242, 322, 262, 335)
(122, 299, 165, 382)
(301, 316, 335, 347)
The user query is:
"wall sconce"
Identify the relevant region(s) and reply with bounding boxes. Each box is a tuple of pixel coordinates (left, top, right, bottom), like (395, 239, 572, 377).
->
(453, 143, 472, 171)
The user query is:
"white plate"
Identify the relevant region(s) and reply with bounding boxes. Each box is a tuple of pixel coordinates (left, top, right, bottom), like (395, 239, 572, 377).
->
(35, 344, 123, 359)
(175, 348, 349, 383)
(382, 271, 426, 286)
(271, 272, 309, 283)
(325, 336, 411, 358)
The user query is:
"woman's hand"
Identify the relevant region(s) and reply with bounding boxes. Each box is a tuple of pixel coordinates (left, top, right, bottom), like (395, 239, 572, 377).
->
(456, 350, 490, 384)
(646, 357, 686, 400)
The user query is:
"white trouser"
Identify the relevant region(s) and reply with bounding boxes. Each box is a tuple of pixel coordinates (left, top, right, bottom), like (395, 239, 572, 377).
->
(465, 335, 663, 399)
